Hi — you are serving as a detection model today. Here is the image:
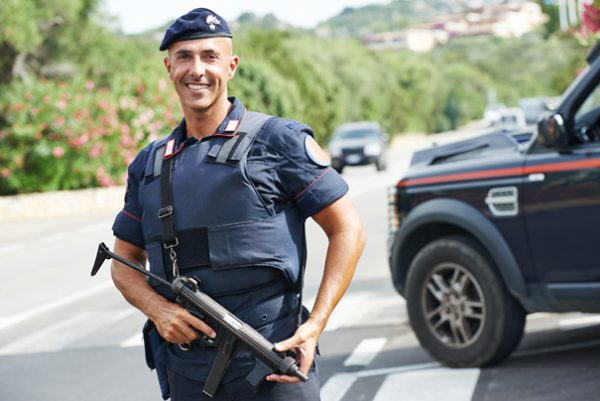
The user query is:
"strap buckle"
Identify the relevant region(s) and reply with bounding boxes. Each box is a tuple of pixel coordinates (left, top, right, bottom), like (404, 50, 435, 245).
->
(158, 206, 174, 219)
(163, 237, 179, 250)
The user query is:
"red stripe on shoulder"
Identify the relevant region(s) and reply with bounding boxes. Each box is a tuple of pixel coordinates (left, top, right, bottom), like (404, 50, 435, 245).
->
(122, 209, 142, 222)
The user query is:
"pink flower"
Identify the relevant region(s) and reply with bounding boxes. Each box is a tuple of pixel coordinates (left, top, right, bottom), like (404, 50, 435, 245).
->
(52, 147, 65, 158)
(68, 134, 89, 149)
(54, 116, 66, 127)
(1, 168, 10, 178)
(24, 92, 33, 101)
(96, 166, 116, 187)
(88, 143, 103, 159)
(583, 3, 600, 33)
(85, 80, 95, 90)
(56, 99, 67, 110)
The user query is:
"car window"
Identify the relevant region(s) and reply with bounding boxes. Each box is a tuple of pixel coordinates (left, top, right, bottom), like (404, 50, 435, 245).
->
(575, 82, 600, 126)
(334, 129, 379, 139)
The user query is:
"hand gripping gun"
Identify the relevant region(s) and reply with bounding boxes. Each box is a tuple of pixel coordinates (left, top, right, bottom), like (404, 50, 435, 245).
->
(91, 242, 308, 397)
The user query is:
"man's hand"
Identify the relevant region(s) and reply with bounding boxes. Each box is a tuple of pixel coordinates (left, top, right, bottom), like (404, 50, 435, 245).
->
(151, 301, 216, 345)
(111, 238, 216, 346)
(265, 318, 322, 383)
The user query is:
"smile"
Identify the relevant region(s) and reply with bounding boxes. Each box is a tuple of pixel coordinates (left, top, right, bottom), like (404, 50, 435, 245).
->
(186, 83, 210, 90)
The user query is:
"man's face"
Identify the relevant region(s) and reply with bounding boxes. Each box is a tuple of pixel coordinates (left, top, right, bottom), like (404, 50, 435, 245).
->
(164, 37, 238, 114)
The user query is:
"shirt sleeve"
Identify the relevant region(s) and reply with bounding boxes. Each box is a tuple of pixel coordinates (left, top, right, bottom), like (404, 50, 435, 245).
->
(111, 148, 149, 249)
(260, 118, 349, 219)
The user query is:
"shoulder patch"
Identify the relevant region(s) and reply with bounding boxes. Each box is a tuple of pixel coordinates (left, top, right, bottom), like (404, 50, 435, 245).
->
(304, 136, 331, 167)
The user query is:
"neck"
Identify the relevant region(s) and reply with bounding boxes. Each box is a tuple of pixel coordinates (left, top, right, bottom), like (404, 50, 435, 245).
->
(183, 97, 231, 139)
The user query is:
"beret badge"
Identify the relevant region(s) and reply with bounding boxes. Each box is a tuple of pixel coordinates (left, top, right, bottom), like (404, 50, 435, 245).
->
(206, 15, 221, 31)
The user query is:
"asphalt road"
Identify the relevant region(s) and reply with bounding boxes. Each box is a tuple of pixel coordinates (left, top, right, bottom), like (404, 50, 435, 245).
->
(1, 129, 599, 401)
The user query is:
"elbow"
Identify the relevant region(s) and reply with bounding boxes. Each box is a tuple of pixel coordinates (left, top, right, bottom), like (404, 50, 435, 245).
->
(357, 224, 367, 253)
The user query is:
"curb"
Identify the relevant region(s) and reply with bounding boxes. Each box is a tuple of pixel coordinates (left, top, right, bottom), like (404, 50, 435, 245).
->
(0, 186, 125, 223)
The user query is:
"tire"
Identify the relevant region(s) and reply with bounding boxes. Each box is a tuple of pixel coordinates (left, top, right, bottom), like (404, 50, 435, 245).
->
(375, 156, 387, 171)
(405, 235, 525, 367)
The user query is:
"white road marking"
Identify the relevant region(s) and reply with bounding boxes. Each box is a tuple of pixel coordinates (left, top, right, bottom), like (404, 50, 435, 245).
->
(0, 243, 26, 255)
(321, 362, 440, 401)
(120, 332, 144, 348)
(372, 367, 480, 401)
(323, 291, 373, 332)
(0, 309, 135, 355)
(40, 232, 68, 243)
(304, 291, 407, 332)
(0, 281, 114, 331)
(320, 372, 357, 401)
(78, 220, 114, 233)
(343, 337, 387, 367)
(558, 314, 600, 330)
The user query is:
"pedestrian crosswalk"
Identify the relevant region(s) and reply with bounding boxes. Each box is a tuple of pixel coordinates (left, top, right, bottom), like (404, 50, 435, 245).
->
(1, 287, 599, 401)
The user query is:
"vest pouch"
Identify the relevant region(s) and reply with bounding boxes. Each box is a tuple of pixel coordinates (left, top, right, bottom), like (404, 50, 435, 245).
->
(206, 210, 304, 286)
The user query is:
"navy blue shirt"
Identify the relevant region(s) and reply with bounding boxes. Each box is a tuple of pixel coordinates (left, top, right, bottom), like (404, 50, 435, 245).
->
(113, 97, 348, 249)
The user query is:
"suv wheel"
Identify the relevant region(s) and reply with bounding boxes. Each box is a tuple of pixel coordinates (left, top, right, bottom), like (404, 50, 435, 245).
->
(405, 235, 525, 367)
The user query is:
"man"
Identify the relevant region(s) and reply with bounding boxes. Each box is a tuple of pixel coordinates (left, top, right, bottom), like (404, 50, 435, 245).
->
(110, 8, 365, 401)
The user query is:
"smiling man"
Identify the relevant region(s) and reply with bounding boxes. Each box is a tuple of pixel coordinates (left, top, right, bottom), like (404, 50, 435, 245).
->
(109, 8, 365, 401)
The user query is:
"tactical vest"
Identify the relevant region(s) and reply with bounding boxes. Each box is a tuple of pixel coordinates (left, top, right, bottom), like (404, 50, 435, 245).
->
(139, 112, 306, 302)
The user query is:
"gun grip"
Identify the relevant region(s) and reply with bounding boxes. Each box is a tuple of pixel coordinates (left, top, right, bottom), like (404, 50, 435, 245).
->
(245, 358, 274, 393)
(91, 243, 110, 276)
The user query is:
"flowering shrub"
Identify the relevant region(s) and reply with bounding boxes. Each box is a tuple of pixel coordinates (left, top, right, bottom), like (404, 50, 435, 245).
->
(579, 1, 600, 45)
(0, 76, 180, 195)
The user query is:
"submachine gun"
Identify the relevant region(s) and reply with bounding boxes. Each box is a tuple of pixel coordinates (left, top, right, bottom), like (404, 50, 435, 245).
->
(91, 242, 308, 397)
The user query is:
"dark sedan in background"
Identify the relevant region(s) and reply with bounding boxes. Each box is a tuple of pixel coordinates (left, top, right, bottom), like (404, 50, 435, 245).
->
(327, 121, 389, 173)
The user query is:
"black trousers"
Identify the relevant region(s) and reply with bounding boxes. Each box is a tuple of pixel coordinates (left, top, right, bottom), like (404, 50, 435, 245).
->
(166, 367, 321, 401)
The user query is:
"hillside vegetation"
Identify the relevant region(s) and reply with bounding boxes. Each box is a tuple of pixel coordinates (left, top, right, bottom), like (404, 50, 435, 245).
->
(0, 0, 585, 194)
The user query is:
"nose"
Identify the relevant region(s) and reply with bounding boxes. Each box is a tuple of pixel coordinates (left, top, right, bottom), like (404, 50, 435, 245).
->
(189, 55, 205, 78)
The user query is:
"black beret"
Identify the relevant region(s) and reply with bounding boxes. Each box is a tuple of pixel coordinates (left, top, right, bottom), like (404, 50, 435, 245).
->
(159, 8, 232, 51)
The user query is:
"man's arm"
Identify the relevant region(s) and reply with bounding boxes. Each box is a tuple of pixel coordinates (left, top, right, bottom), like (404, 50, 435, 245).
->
(111, 238, 216, 344)
(266, 194, 366, 383)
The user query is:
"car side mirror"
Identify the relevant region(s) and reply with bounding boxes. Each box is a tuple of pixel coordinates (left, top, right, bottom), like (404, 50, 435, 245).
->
(537, 113, 569, 149)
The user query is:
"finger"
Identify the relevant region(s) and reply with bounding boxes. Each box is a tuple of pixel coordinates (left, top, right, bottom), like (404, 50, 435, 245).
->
(187, 315, 216, 339)
(298, 351, 314, 375)
(265, 374, 301, 383)
(274, 335, 301, 352)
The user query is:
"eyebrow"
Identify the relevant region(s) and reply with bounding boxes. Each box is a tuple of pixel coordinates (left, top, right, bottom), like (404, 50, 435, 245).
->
(174, 47, 220, 57)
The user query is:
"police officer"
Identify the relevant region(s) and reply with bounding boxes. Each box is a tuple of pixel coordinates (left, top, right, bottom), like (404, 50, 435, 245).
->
(110, 7, 365, 401)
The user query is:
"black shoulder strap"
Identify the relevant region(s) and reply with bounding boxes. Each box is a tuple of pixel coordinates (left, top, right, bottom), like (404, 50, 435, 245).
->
(212, 112, 273, 165)
(158, 153, 180, 276)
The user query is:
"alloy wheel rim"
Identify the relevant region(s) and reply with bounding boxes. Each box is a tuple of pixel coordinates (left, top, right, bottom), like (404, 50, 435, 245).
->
(421, 262, 486, 348)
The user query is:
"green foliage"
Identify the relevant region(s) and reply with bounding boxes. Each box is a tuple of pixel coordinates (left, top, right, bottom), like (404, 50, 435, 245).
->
(0, 1, 587, 195)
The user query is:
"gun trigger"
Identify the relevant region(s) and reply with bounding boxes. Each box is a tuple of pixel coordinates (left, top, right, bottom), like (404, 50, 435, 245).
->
(245, 358, 273, 393)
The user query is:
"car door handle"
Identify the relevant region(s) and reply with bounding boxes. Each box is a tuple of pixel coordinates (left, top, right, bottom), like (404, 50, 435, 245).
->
(527, 173, 545, 182)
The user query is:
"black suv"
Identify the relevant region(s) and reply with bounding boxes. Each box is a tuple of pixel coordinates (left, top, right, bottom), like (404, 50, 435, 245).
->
(388, 45, 600, 368)
(328, 121, 388, 173)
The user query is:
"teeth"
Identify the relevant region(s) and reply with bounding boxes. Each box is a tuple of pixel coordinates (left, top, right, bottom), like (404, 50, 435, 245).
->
(187, 83, 207, 90)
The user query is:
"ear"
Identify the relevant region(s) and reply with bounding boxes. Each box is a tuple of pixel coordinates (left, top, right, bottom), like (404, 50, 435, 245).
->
(228, 55, 239, 79)
(163, 56, 172, 75)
